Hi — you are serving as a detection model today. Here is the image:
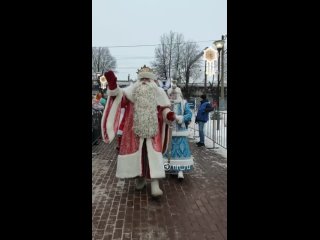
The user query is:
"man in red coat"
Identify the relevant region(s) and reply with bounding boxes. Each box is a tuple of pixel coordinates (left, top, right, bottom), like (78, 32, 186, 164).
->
(101, 65, 176, 197)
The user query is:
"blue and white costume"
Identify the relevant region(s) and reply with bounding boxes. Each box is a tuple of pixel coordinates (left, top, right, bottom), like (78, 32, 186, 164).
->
(163, 85, 194, 178)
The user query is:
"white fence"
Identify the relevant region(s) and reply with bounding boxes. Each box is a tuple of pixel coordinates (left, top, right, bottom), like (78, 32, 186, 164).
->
(189, 109, 227, 149)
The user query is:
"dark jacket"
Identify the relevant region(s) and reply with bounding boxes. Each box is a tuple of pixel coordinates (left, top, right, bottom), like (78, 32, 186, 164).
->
(195, 99, 212, 122)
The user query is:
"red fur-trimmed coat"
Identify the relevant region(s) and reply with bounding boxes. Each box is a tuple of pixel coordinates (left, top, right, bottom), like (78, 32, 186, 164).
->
(101, 84, 172, 179)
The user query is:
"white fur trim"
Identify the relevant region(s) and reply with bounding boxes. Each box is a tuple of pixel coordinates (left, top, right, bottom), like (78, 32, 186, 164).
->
(175, 115, 184, 124)
(138, 72, 156, 80)
(146, 139, 166, 178)
(102, 90, 123, 143)
(107, 86, 120, 96)
(156, 87, 171, 106)
(115, 138, 166, 179)
(101, 96, 111, 143)
(171, 98, 183, 103)
(163, 158, 194, 166)
(172, 130, 189, 137)
(122, 84, 135, 102)
(116, 140, 143, 178)
(118, 108, 125, 127)
(182, 100, 187, 114)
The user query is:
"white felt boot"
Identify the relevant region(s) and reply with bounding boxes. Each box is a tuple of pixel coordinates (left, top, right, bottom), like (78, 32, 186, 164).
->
(178, 171, 184, 179)
(151, 179, 163, 197)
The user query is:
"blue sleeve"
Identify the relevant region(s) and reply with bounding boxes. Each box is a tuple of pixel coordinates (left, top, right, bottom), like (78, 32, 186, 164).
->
(183, 102, 192, 122)
(199, 102, 207, 113)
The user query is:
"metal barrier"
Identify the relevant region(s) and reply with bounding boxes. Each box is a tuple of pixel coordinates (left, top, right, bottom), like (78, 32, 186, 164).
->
(189, 109, 227, 149)
(92, 109, 103, 145)
(208, 111, 227, 149)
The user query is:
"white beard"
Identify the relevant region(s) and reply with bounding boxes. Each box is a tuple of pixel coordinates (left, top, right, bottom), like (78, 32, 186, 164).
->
(132, 81, 159, 138)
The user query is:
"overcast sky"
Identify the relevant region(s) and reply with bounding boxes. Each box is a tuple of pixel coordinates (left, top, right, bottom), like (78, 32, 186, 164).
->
(92, 0, 227, 80)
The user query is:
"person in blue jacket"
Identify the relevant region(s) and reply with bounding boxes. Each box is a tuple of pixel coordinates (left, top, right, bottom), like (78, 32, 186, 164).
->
(195, 94, 214, 147)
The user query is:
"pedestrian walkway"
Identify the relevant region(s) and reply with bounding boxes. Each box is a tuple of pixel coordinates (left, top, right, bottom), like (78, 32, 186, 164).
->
(92, 139, 227, 240)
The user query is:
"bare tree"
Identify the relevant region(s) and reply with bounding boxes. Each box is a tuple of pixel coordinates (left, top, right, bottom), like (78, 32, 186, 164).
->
(153, 40, 168, 79)
(167, 31, 175, 79)
(92, 47, 116, 74)
(152, 32, 202, 98)
(152, 32, 172, 79)
(179, 41, 202, 99)
(152, 31, 184, 80)
(172, 33, 185, 83)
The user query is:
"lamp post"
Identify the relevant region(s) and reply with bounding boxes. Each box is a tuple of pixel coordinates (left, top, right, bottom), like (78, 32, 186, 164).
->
(213, 38, 225, 111)
(99, 74, 107, 93)
(220, 35, 226, 110)
(204, 60, 207, 94)
(203, 47, 217, 98)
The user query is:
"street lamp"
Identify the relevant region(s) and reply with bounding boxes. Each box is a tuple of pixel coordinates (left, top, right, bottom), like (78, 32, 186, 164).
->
(213, 39, 225, 111)
(203, 47, 218, 96)
(99, 74, 107, 92)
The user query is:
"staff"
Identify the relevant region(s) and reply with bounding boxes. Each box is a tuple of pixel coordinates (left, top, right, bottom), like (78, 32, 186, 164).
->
(164, 80, 177, 170)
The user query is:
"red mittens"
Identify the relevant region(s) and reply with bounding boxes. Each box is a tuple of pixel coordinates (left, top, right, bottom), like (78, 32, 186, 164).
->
(166, 111, 175, 121)
(104, 70, 117, 90)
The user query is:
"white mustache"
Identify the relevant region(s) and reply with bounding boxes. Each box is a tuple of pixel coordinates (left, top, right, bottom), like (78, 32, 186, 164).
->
(134, 80, 158, 90)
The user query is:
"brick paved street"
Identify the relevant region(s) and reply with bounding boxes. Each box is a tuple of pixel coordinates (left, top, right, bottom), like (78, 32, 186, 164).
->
(92, 139, 227, 240)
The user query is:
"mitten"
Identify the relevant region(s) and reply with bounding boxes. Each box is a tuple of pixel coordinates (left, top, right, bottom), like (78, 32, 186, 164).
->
(104, 70, 117, 90)
(166, 111, 175, 121)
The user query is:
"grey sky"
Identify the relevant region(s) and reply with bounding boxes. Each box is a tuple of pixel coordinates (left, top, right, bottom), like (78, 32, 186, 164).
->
(92, 0, 227, 80)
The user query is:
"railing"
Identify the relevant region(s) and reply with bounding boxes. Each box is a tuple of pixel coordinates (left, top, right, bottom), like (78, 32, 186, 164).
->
(208, 111, 227, 149)
(189, 109, 227, 149)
